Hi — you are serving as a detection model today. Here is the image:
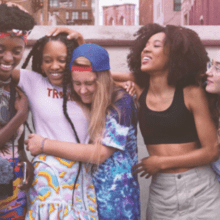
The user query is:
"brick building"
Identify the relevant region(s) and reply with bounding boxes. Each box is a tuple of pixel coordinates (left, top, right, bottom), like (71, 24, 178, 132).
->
(0, 0, 94, 25)
(139, 0, 153, 25)
(139, 0, 181, 25)
(182, 0, 220, 25)
(103, 3, 135, 26)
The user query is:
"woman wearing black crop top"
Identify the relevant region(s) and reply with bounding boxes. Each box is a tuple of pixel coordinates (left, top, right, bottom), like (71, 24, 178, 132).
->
(113, 24, 220, 219)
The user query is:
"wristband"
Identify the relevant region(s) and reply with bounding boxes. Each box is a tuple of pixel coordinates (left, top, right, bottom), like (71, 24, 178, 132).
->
(40, 138, 48, 153)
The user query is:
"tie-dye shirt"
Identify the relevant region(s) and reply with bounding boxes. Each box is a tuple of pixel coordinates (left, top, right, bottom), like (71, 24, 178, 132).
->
(92, 93, 140, 220)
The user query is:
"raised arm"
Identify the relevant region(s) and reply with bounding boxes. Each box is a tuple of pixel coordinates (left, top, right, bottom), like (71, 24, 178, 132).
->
(46, 27, 85, 45)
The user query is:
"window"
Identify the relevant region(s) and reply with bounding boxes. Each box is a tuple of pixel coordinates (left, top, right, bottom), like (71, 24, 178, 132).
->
(72, 11, 78, 19)
(49, 0, 76, 8)
(157, 3, 160, 19)
(81, 0, 88, 7)
(82, 11, 88, 19)
(174, 0, 181, 11)
(66, 12, 69, 19)
(50, 0, 59, 7)
(53, 11, 59, 16)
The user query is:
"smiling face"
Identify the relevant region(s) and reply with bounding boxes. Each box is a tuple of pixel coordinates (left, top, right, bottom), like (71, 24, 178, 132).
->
(206, 52, 220, 95)
(41, 40, 67, 86)
(0, 36, 25, 81)
(141, 32, 169, 75)
(72, 70, 97, 104)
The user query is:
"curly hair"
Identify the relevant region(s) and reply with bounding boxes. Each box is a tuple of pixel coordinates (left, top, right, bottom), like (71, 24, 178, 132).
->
(127, 23, 209, 88)
(0, 4, 35, 31)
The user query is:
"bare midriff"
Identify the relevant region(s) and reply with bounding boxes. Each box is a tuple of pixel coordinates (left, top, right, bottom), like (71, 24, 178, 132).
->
(147, 141, 199, 173)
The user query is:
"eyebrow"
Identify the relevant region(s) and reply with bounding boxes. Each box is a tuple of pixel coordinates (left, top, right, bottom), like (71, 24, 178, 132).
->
(214, 61, 220, 66)
(154, 40, 163, 43)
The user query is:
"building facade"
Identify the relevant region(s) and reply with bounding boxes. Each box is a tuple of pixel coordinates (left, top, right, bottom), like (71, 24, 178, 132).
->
(153, 0, 181, 25)
(49, 0, 94, 25)
(182, 0, 220, 25)
(103, 4, 135, 26)
(139, 0, 153, 25)
(139, 0, 181, 25)
(1, 0, 94, 25)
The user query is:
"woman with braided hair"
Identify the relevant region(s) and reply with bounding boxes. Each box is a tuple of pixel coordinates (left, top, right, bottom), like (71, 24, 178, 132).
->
(0, 3, 35, 219)
(11, 30, 98, 219)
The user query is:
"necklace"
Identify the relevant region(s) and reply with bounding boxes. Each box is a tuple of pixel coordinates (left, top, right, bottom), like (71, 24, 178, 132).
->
(0, 77, 12, 87)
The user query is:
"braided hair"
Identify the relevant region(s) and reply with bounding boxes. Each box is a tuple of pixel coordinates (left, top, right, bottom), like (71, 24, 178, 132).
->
(0, 3, 35, 136)
(22, 33, 81, 202)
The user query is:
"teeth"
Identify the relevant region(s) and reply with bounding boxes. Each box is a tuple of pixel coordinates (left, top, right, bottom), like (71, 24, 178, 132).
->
(143, 57, 151, 60)
(1, 64, 12, 70)
(51, 73, 61, 76)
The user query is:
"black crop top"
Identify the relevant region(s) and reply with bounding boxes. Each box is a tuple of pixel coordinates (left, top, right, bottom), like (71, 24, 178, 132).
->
(139, 87, 198, 145)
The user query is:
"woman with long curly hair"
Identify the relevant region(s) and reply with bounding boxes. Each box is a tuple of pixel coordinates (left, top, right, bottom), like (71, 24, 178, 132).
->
(112, 23, 220, 219)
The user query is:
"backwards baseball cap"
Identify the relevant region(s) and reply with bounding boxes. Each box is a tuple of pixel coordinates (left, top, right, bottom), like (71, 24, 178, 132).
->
(70, 43, 110, 72)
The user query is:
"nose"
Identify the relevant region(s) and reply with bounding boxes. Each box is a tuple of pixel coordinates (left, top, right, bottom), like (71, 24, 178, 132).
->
(143, 43, 151, 53)
(206, 66, 213, 76)
(3, 51, 13, 63)
(51, 61, 60, 70)
(79, 85, 88, 94)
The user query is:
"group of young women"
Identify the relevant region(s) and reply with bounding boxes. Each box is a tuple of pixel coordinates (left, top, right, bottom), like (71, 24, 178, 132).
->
(1, 2, 220, 220)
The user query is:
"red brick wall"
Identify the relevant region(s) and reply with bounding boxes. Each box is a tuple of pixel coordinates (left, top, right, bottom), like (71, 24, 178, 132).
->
(103, 4, 135, 26)
(139, 0, 153, 25)
(189, 0, 220, 25)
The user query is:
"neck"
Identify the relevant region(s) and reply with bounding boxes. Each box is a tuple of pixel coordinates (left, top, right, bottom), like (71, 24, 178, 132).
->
(0, 77, 11, 86)
(148, 71, 171, 94)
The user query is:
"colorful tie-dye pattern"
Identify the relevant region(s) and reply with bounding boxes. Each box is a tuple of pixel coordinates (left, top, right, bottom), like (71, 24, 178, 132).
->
(93, 94, 140, 220)
(26, 154, 98, 220)
(0, 158, 27, 219)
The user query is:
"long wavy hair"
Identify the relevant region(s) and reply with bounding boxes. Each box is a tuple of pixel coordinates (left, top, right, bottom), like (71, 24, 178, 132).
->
(71, 57, 124, 145)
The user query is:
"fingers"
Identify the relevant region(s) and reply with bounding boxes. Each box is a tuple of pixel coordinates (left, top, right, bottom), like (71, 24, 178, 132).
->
(28, 133, 35, 139)
(124, 81, 136, 96)
(140, 171, 148, 177)
(46, 27, 58, 37)
(132, 163, 143, 169)
(132, 167, 144, 176)
(15, 87, 24, 97)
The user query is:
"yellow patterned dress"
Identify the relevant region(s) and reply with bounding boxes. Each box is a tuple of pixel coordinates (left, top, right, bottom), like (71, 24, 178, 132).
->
(26, 154, 98, 220)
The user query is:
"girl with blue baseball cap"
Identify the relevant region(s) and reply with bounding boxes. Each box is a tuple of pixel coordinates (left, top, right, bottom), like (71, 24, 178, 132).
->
(26, 43, 141, 220)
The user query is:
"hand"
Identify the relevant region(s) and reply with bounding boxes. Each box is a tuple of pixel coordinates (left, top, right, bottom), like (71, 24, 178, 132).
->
(14, 87, 28, 118)
(132, 156, 162, 178)
(124, 81, 136, 97)
(46, 27, 85, 45)
(17, 160, 34, 190)
(25, 134, 44, 156)
(6, 2, 29, 13)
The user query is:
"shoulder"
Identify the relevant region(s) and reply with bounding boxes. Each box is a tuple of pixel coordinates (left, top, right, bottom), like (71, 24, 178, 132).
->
(114, 92, 136, 113)
(183, 85, 208, 111)
(109, 92, 137, 127)
(20, 69, 41, 78)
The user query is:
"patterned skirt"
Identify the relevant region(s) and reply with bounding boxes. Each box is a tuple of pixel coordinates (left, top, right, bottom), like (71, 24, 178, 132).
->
(0, 158, 27, 220)
(25, 154, 98, 220)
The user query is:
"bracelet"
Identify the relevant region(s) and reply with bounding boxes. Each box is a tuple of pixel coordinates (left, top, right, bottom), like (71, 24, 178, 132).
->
(40, 138, 48, 153)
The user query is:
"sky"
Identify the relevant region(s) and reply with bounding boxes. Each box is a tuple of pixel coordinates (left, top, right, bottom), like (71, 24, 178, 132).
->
(98, 0, 139, 25)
